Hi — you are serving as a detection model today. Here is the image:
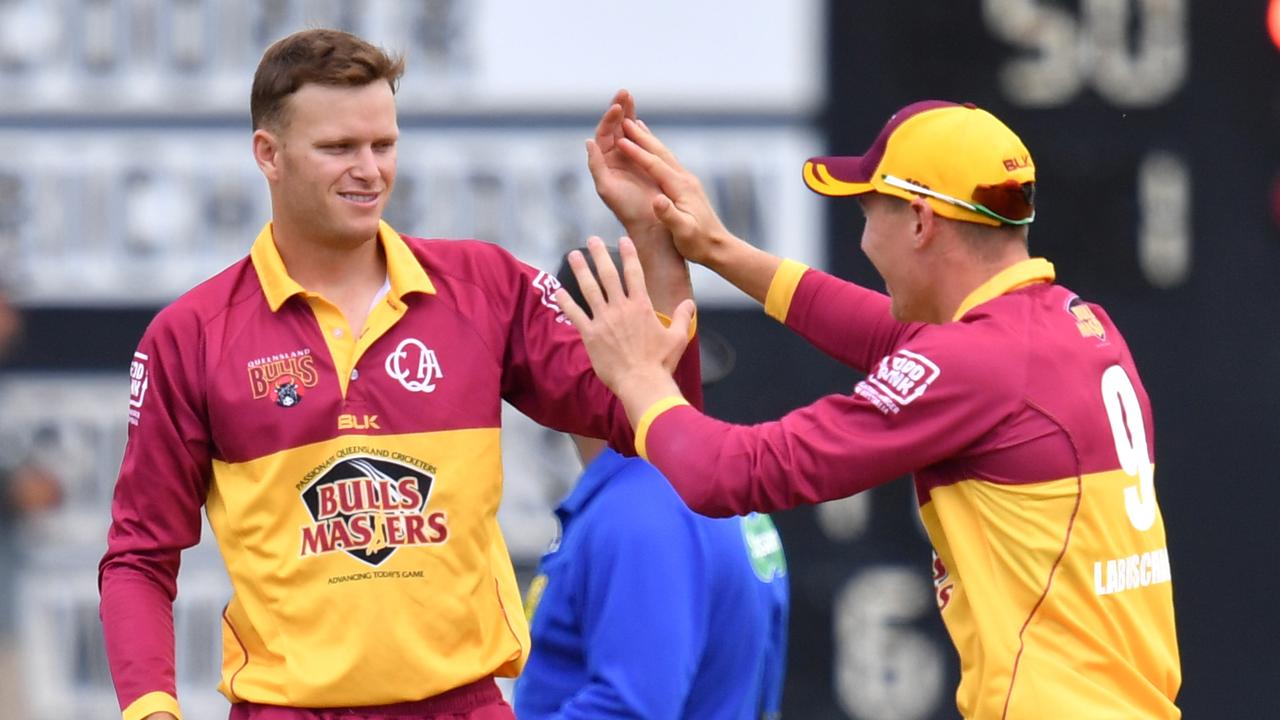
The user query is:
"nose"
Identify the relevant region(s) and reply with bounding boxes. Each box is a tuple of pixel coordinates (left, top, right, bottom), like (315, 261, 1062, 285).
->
(350, 146, 378, 181)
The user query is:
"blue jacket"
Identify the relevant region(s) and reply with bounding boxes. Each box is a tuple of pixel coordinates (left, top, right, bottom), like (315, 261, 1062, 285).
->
(515, 448, 789, 719)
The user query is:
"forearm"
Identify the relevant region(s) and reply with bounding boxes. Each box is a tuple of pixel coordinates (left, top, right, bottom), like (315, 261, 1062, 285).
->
(699, 232, 784, 306)
(100, 561, 181, 720)
(639, 402, 902, 517)
(629, 224, 692, 317)
(616, 367, 683, 431)
(774, 265, 916, 373)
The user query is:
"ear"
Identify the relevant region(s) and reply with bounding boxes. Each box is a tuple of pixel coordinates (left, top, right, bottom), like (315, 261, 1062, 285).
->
(908, 197, 937, 251)
(252, 128, 282, 182)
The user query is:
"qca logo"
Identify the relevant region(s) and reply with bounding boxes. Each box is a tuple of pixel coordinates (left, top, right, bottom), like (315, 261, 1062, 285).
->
(385, 338, 444, 393)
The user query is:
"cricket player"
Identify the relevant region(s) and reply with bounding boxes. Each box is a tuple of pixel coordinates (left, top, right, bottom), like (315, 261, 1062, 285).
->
(97, 32, 699, 720)
(556, 101, 1182, 718)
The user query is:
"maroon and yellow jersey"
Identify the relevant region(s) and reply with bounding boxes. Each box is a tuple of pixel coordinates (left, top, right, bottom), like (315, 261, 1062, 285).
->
(99, 222, 701, 720)
(638, 259, 1180, 719)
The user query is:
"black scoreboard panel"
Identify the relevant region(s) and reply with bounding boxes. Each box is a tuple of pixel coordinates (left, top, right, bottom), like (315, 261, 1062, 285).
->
(765, 2, 1279, 717)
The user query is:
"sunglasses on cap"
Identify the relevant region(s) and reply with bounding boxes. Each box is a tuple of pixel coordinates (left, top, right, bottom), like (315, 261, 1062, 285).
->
(881, 174, 1035, 226)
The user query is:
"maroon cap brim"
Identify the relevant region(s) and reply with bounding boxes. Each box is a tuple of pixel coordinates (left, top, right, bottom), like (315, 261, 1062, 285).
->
(802, 99, 960, 197)
(803, 155, 877, 197)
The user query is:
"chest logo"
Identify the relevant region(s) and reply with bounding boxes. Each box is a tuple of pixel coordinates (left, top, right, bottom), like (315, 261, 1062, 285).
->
(385, 338, 443, 393)
(274, 381, 302, 407)
(299, 454, 448, 566)
(248, 348, 319, 405)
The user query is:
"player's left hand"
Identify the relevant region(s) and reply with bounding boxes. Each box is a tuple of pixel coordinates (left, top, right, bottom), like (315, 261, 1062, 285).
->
(556, 236, 692, 414)
(586, 90, 666, 237)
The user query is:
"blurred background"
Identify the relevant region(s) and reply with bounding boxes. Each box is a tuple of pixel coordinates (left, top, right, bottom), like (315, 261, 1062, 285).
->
(0, 1, 1274, 718)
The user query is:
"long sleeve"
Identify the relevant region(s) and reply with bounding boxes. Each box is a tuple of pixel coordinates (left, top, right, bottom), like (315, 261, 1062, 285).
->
(551, 482, 706, 719)
(98, 307, 212, 720)
(640, 322, 1024, 517)
(766, 260, 921, 374)
(495, 246, 702, 452)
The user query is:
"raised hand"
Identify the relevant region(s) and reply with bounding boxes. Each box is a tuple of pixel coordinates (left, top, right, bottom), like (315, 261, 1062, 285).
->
(587, 90, 692, 318)
(555, 236, 692, 424)
(586, 90, 665, 236)
(615, 117, 735, 266)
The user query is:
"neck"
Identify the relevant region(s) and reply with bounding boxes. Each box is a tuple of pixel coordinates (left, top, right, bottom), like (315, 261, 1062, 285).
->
(271, 221, 386, 297)
(570, 435, 607, 467)
(270, 218, 388, 337)
(926, 239, 1030, 323)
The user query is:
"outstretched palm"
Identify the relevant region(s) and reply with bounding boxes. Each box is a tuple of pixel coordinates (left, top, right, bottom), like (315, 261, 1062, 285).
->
(587, 90, 664, 234)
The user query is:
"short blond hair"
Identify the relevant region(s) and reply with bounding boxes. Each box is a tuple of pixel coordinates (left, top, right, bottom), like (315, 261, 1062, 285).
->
(250, 28, 405, 131)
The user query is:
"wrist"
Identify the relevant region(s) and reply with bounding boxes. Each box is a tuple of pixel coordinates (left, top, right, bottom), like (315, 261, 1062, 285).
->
(628, 224, 685, 269)
(615, 368, 681, 423)
(699, 229, 743, 271)
(622, 219, 669, 244)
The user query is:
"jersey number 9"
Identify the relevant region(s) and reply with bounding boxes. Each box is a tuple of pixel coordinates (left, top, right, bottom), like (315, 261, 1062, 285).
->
(1101, 364, 1157, 532)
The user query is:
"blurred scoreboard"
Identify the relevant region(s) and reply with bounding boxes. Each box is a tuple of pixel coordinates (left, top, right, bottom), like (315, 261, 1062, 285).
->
(806, 2, 1280, 719)
(826, 0, 1278, 297)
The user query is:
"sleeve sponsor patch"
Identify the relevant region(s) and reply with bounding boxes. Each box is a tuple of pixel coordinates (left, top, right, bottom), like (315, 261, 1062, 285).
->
(532, 270, 569, 324)
(128, 351, 149, 426)
(854, 349, 940, 415)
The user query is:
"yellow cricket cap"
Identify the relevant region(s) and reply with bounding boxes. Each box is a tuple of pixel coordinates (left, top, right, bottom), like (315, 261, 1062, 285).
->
(802, 101, 1036, 226)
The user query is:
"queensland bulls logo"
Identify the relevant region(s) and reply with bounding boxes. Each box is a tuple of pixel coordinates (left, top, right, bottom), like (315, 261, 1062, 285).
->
(248, 349, 319, 402)
(299, 454, 448, 566)
(274, 380, 302, 407)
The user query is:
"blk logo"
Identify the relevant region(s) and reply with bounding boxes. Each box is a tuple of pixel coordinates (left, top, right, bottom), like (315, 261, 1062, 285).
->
(385, 338, 444, 393)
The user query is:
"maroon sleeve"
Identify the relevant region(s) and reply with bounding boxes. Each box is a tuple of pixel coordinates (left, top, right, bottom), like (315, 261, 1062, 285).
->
(642, 325, 1021, 516)
(98, 305, 212, 712)
(782, 268, 923, 374)
(496, 249, 702, 454)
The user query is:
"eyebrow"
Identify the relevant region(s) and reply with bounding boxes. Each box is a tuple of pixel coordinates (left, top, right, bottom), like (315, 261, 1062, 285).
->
(313, 134, 399, 145)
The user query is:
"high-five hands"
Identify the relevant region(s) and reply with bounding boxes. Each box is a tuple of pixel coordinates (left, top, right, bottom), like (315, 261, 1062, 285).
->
(555, 237, 693, 424)
(611, 117, 736, 267)
(587, 90, 693, 318)
(611, 113, 782, 306)
(586, 90, 665, 235)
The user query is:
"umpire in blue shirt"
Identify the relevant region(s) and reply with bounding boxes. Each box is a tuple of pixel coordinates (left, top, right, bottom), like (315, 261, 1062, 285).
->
(514, 248, 790, 720)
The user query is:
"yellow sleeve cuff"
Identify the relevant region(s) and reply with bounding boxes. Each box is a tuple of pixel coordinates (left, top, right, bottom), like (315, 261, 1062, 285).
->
(764, 259, 810, 323)
(634, 396, 691, 461)
(654, 310, 698, 341)
(123, 690, 182, 720)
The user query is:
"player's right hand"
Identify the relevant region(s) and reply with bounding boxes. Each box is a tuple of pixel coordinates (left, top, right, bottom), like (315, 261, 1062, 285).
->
(615, 118, 737, 267)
